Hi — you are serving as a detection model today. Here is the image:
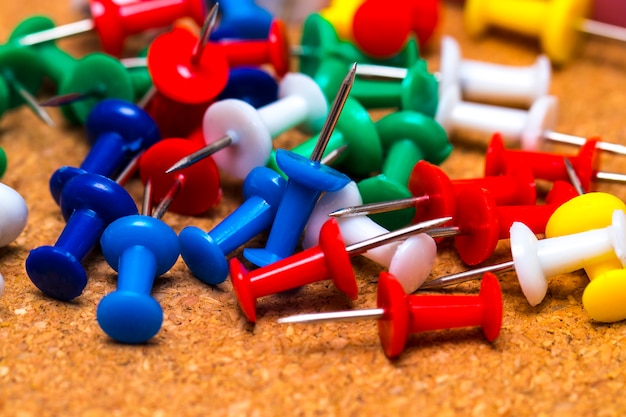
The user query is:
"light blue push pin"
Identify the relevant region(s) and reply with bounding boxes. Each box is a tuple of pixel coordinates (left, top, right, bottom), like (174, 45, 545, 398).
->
(179, 166, 287, 285)
(97, 181, 180, 344)
(243, 63, 357, 267)
(26, 173, 138, 301)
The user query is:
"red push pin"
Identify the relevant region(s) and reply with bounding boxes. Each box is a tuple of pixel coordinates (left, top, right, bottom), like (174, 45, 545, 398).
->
(214, 19, 290, 77)
(16, 0, 206, 56)
(147, 5, 230, 104)
(138, 138, 221, 216)
(352, 0, 439, 57)
(485, 133, 626, 193)
(278, 271, 502, 358)
(229, 216, 450, 322)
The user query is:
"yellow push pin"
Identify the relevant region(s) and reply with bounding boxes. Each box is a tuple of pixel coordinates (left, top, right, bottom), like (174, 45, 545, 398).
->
(582, 269, 626, 323)
(545, 192, 626, 279)
(319, 0, 366, 41)
(464, 0, 626, 65)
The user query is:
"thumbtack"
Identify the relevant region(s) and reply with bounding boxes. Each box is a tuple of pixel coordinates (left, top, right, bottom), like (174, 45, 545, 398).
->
(147, 5, 229, 104)
(15, 0, 207, 56)
(0, 181, 29, 248)
(486, 133, 626, 192)
(421, 206, 626, 306)
(138, 138, 222, 216)
(278, 271, 502, 358)
(15, 16, 134, 124)
(357, 110, 452, 230)
(464, 0, 626, 65)
(166, 72, 328, 180)
(352, 0, 439, 57)
(48, 99, 160, 205)
(304, 182, 437, 293)
(26, 173, 138, 301)
(231, 216, 451, 322)
(319, 0, 366, 41)
(265, 97, 383, 179)
(96, 182, 180, 344)
(179, 166, 287, 285)
(242, 63, 356, 267)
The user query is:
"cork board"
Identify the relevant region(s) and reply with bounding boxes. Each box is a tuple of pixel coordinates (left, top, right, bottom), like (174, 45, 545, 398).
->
(1, 1, 626, 416)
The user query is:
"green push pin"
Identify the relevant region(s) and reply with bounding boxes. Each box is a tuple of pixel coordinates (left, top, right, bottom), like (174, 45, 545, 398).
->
(298, 13, 421, 100)
(351, 60, 439, 116)
(0, 146, 7, 179)
(266, 97, 382, 179)
(11, 16, 134, 124)
(357, 111, 452, 230)
(121, 47, 152, 103)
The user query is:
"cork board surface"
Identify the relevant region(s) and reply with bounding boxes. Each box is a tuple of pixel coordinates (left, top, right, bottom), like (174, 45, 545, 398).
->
(1, 1, 626, 416)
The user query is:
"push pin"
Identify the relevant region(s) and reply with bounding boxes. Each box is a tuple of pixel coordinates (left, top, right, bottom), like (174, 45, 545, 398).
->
(49, 99, 160, 205)
(319, 0, 366, 42)
(465, 0, 626, 65)
(242, 64, 356, 267)
(298, 13, 420, 93)
(26, 173, 138, 301)
(266, 97, 383, 179)
(15, 0, 207, 56)
(217, 67, 278, 109)
(422, 203, 626, 306)
(304, 182, 437, 293)
(0, 44, 52, 126)
(486, 133, 626, 192)
(357, 110, 452, 230)
(278, 271, 502, 358)
(14, 16, 135, 124)
(96, 181, 180, 344)
(231, 216, 451, 322)
(139, 138, 221, 216)
(353, 0, 439, 57)
(147, 4, 230, 104)
(583, 268, 626, 323)
(437, 36, 551, 107)
(0, 147, 6, 179)
(166, 72, 328, 180)
(179, 166, 287, 285)
(210, 0, 273, 40)
(0, 181, 29, 248)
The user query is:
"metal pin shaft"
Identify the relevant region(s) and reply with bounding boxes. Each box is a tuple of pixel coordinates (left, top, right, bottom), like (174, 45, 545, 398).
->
(278, 308, 385, 324)
(419, 261, 515, 290)
(190, 3, 219, 67)
(3, 70, 55, 127)
(563, 157, 585, 195)
(329, 195, 430, 218)
(17, 18, 95, 46)
(165, 135, 233, 174)
(152, 177, 184, 220)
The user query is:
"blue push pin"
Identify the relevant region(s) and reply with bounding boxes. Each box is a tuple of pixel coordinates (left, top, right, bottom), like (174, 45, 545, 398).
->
(243, 63, 357, 267)
(26, 173, 138, 301)
(49, 98, 160, 205)
(210, 0, 273, 40)
(97, 181, 180, 344)
(217, 67, 278, 109)
(179, 165, 287, 285)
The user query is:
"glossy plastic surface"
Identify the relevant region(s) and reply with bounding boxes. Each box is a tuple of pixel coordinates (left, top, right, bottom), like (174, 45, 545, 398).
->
(231, 218, 357, 322)
(0, 182, 29, 247)
(90, 0, 206, 56)
(378, 271, 502, 358)
(217, 67, 278, 108)
(148, 26, 229, 104)
(243, 150, 350, 267)
(179, 167, 286, 285)
(211, 0, 273, 40)
(139, 138, 221, 216)
(97, 215, 179, 343)
(26, 174, 138, 301)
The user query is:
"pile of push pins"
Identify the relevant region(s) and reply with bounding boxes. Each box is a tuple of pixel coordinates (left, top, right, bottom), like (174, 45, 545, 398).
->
(1, 0, 626, 359)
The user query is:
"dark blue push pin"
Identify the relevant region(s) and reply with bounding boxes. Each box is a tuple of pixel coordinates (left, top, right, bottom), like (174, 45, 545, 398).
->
(217, 67, 278, 109)
(243, 63, 357, 267)
(49, 98, 160, 205)
(210, 0, 272, 40)
(97, 181, 180, 344)
(179, 166, 286, 285)
(26, 173, 138, 301)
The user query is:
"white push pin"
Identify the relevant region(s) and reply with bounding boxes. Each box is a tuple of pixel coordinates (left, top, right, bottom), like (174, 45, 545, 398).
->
(436, 85, 558, 150)
(165, 73, 329, 179)
(422, 209, 626, 306)
(304, 182, 437, 293)
(438, 36, 551, 107)
(0, 182, 29, 247)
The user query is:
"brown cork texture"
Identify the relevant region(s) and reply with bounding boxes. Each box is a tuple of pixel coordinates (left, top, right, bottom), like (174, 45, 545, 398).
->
(1, 1, 626, 416)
